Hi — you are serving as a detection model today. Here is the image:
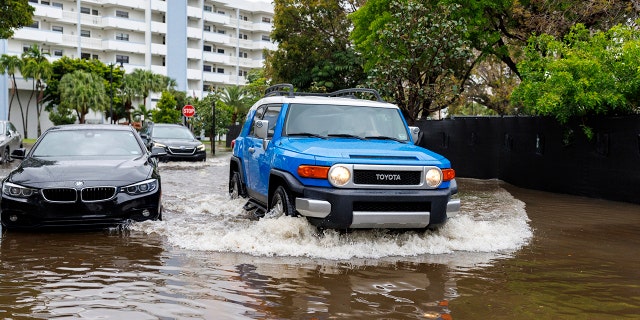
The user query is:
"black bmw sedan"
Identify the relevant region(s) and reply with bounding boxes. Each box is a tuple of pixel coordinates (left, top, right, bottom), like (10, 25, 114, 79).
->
(0, 124, 165, 230)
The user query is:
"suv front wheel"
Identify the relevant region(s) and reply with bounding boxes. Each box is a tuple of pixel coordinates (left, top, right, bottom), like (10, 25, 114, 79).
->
(229, 171, 246, 199)
(269, 186, 296, 218)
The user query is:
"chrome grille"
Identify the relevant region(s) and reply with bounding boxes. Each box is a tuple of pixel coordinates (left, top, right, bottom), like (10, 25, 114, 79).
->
(353, 170, 421, 186)
(81, 187, 116, 202)
(42, 188, 77, 203)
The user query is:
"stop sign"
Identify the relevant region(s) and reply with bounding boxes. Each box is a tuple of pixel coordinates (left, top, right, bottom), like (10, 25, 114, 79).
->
(182, 105, 195, 117)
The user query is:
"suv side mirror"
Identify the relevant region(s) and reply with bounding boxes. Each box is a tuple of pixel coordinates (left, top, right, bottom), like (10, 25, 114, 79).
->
(254, 120, 269, 140)
(10, 148, 26, 160)
(409, 126, 422, 145)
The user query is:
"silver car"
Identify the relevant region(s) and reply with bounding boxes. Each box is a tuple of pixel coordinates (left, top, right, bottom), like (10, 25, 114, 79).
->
(0, 121, 22, 164)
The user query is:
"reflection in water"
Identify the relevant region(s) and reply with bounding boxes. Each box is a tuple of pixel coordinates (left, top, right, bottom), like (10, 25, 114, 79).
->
(7, 155, 635, 319)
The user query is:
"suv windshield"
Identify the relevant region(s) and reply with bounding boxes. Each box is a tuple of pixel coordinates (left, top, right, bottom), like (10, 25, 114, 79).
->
(284, 104, 409, 141)
(153, 126, 195, 139)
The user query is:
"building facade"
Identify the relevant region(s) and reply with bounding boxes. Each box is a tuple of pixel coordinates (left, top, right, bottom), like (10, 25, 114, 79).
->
(2, 0, 275, 138)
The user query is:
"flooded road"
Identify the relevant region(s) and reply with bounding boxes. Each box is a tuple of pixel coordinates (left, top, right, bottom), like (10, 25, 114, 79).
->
(0, 153, 638, 319)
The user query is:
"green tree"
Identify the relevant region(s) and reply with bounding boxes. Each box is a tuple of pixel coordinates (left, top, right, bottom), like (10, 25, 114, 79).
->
(48, 105, 77, 125)
(125, 69, 174, 109)
(0, 54, 25, 129)
(511, 23, 640, 138)
(191, 92, 233, 141)
(265, 0, 366, 91)
(220, 85, 251, 124)
(350, 0, 473, 124)
(58, 70, 107, 124)
(0, 0, 34, 39)
(132, 104, 153, 123)
(21, 44, 52, 137)
(151, 90, 181, 123)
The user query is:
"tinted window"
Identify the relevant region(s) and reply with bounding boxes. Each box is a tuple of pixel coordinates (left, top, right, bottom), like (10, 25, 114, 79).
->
(152, 126, 195, 139)
(32, 130, 143, 157)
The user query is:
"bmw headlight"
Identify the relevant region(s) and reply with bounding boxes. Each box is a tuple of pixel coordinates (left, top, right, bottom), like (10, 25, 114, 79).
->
(122, 179, 158, 195)
(2, 182, 38, 198)
(425, 168, 443, 188)
(328, 165, 351, 187)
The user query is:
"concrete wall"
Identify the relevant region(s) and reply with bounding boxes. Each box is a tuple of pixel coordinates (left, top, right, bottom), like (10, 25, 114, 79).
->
(418, 115, 640, 204)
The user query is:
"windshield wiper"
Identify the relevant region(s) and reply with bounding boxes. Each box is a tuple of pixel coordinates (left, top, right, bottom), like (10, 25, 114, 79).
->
(287, 132, 327, 139)
(327, 133, 364, 140)
(364, 135, 406, 143)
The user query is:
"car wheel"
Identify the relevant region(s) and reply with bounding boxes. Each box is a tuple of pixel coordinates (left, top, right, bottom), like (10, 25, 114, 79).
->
(0, 147, 9, 164)
(229, 171, 246, 199)
(269, 186, 296, 218)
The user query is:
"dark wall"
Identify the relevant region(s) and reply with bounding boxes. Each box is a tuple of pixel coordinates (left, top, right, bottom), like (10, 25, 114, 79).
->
(418, 115, 640, 204)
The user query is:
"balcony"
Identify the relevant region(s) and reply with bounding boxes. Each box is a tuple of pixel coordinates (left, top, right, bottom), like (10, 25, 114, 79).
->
(187, 27, 202, 40)
(34, 4, 63, 21)
(103, 39, 147, 53)
(203, 32, 230, 45)
(187, 48, 201, 60)
(150, 43, 167, 56)
(13, 28, 63, 45)
(203, 12, 230, 25)
(203, 52, 230, 65)
(187, 6, 203, 20)
(102, 17, 146, 32)
(150, 21, 167, 34)
(150, 0, 167, 12)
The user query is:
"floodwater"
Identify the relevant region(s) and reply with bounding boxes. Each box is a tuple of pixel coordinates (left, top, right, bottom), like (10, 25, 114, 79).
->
(0, 153, 638, 319)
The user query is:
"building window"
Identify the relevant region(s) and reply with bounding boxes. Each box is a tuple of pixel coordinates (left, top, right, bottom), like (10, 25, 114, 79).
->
(239, 15, 248, 21)
(203, 25, 211, 32)
(238, 70, 247, 77)
(81, 53, 91, 60)
(262, 35, 270, 41)
(203, 45, 212, 52)
(28, 0, 37, 3)
(53, 49, 63, 56)
(116, 55, 129, 64)
(217, 68, 224, 74)
(52, 2, 63, 8)
(22, 45, 31, 52)
(203, 5, 212, 12)
(80, 29, 91, 37)
(80, 7, 90, 14)
(27, 21, 39, 29)
(203, 84, 211, 91)
(116, 10, 129, 18)
(217, 10, 225, 15)
(239, 51, 248, 58)
(92, 9, 98, 15)
(116, 33, 129, 41)
(92, 54, 99, 60)
(217, 29, 226, 35)
(52, 26, 63, 33)
(203, 65, 212, 72)
(238, 34, 248, 40)
(262, 17, 271, 23)
(217, 48, 224, 54)
(41, 1, 50, 5)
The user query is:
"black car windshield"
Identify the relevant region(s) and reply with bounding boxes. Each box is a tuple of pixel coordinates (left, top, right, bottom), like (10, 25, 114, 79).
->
(31, 130, 144, 157)
(284, 104, 410, 141)
(152, 126, 195, 139)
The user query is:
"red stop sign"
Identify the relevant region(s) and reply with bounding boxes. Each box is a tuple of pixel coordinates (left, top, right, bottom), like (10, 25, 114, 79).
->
(182, 105, 195, 117)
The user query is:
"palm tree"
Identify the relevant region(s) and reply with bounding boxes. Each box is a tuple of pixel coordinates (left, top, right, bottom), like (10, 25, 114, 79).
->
(126, 69, 174, 109)
(59, 70, 107, 124)
(21, 44, 51, 137)
(132, 104, 153, 123)
(0, 54, 25, 133)
(221, 85, 250, 124)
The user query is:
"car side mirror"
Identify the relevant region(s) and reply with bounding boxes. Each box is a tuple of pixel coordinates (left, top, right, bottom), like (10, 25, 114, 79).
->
(255, 120, 269, 140)
(140, 133, 149, 140)
(150, 147, 167, 158)
(10, 148, 26, 160)
(409, 126, 422, 145)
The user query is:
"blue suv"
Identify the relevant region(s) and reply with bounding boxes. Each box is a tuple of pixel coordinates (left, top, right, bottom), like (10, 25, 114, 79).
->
(229, 84, 459, 230)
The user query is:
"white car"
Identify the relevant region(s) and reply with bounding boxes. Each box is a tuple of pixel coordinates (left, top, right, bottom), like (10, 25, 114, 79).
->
(0, 121, 22, 164)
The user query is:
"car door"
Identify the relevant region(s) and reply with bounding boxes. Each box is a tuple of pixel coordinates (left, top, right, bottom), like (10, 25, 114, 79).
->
(242, 104, 282, 203)
(7, 122, 21, 150)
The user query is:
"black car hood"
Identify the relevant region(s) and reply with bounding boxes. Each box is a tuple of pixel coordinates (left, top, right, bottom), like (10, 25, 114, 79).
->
(7, 156, 154, 188)
(155, 138, 202, 148)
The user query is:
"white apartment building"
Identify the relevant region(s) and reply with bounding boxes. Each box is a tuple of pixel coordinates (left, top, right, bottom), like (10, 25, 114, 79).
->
(1, 0, 275, 138)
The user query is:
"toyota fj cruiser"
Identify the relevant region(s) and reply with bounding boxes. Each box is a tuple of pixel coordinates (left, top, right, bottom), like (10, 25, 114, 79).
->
(229, 84, 459, 230)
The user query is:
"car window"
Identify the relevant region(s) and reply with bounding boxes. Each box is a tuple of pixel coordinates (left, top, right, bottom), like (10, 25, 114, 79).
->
(152, 126, 194, 139)
(32, 130, 144, 157)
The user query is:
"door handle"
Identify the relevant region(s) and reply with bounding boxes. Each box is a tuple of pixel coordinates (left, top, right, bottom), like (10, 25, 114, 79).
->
(248, 147, 255, 154)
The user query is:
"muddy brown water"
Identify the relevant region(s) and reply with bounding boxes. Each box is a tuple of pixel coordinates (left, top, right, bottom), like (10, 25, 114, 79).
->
(0, 154, 638, 319)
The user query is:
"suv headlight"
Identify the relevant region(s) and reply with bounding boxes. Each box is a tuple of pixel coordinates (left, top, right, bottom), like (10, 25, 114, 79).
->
(2, 182, 38, 198)
(121, 179, 158, 195)
(328, 165, 351, 187)
(153, 142, 166, 148)
(197, 144, 205, 151)
(425, 168, 443, 188)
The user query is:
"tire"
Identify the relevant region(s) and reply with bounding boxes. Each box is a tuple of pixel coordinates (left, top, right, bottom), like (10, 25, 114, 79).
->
(229, 171, 246, 199)
(0, 147, 9, 165)
(269, 186, 296, 218)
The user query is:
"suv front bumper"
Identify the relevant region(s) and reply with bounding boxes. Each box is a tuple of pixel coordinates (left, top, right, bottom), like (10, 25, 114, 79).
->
(293, 180, 459, 229)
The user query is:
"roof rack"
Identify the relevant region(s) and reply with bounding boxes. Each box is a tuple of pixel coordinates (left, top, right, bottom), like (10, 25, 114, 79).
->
(263, 83, 384, 102)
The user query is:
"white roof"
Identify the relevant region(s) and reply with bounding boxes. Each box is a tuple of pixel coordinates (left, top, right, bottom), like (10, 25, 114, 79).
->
(250, 95, 399, 111)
